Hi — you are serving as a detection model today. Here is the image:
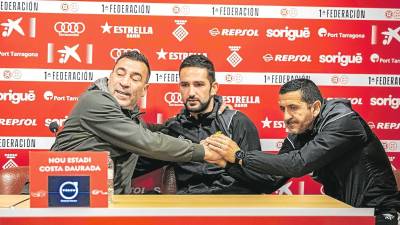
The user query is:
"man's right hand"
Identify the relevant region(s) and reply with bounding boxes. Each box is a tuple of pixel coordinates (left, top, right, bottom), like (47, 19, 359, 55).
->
(204, 134, 239, 163)
(201, 142, 223, 162)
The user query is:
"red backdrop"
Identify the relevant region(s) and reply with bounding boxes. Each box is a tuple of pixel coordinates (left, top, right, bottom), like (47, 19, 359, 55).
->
(0, 0, 399, 194)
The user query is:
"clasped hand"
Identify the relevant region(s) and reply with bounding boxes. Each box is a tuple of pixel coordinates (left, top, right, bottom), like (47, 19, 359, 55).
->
(201, 133, 240, 167)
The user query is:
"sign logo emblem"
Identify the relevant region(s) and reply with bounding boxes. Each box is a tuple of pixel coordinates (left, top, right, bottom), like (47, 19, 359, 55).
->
(1, 17, 36, 38)
(173, 20, 188, 42)
(2, 154, 18, 169)
(381, 26, 400, 45)
(47, 43, 93, 64)
(54, 22, 85, 37)
(1, 17, 24, 37)
(110, 48, 140, 61)
(227, 46, 242, 67)
(59, 181, 79, 200)
(164, 92, 183, 106)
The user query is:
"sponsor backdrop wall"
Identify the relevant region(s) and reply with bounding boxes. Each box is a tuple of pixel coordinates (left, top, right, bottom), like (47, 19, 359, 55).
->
(1, 0, 399, 195)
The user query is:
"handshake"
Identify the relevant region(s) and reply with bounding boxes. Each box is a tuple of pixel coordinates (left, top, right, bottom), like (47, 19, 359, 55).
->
(201, 131, 241, 168)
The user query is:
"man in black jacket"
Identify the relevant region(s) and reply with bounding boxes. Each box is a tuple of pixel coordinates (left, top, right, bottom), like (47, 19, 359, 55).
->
(134, 55, 284, 194)
(207, 78, 400, 225)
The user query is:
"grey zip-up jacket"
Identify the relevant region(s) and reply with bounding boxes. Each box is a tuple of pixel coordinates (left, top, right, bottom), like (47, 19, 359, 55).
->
(51, 78, 205, 194)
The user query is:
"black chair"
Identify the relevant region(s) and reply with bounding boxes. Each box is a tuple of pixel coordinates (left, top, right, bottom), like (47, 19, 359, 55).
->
(393, 170, 400, 191)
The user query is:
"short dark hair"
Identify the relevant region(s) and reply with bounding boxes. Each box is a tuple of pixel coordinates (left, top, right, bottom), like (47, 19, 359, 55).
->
(279, 78, 323, 105)
(115, 50, 151, 83)
(179, 55, 215, 83)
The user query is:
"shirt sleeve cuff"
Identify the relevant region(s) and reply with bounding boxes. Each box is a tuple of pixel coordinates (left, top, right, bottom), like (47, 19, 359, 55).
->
(190, 144, 205, 162)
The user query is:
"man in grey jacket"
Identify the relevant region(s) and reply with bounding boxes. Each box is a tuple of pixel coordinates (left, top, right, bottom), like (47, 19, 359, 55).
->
(51, 51, 220, 194)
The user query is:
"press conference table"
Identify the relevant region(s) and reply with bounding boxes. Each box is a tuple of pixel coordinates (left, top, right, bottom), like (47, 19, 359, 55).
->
(0, 195, 374, 225)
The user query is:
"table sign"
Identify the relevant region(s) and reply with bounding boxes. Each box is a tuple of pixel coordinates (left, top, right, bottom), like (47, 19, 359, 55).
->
(29, 151, 108, 208)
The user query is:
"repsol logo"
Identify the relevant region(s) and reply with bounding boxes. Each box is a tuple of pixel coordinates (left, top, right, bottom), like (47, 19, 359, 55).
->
(209, 28, 259, 37)
(370, 122, 400, 130)
(0, 118, 37, 126)
(263, 54, 311, 62)
(326, 97, 363, 105)
(376, 123, 400, 129)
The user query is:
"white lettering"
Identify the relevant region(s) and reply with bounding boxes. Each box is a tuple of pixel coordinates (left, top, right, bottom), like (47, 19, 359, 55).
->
(0, 90, 36, 104)
(67, 157, 92, 163)
(266, 27, 310, 41)
(39, 166, 63, 172)
(45, 116, 69, 127)
(48, 157, 66, 163)
(370, 95, 400, 109)
(319, 52, 363, 67)
(0, 118, 37, 126)
(221, 29, 259, 36)
(376, 123, 400, 129)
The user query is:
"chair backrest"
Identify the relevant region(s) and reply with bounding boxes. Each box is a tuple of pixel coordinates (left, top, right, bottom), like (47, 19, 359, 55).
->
(160, 165, 177, 194)
(0, 166, 29, 195)
(132, 165, 176, 194)
(392, 170, 400, 191)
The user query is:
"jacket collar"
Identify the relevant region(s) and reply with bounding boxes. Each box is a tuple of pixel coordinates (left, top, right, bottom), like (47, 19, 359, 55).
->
(310, 98, 352, 135)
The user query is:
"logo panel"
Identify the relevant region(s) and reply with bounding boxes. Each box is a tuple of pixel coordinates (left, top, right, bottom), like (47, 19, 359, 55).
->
(227, 46, 242, 67)
(1, 17, 36, 38)
(48, 176, 90, 207)
(47, 43, 93, 64)
(164, 92, 183, 106)
(54, 22, 85, 37)
(172, 20, 188, 42)
(266, 27, 310, 41)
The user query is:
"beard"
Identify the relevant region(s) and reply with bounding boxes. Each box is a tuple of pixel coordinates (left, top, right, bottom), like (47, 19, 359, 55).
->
(184, 95, 213, 114)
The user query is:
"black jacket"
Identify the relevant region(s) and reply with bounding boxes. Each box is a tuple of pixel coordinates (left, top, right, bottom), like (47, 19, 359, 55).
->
(166, 96, 261, 193)
(241, 99, 400, 213)
(137, 96, 284, 193)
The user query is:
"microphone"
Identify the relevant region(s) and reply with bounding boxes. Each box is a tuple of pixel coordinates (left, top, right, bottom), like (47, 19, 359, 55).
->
(49, 121, 59, 134)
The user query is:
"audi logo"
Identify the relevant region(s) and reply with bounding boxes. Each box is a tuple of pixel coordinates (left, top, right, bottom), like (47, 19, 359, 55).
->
(54, 22, 85, 36)
(110, 48, 141, 61)
(164, 92, 183, 106)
